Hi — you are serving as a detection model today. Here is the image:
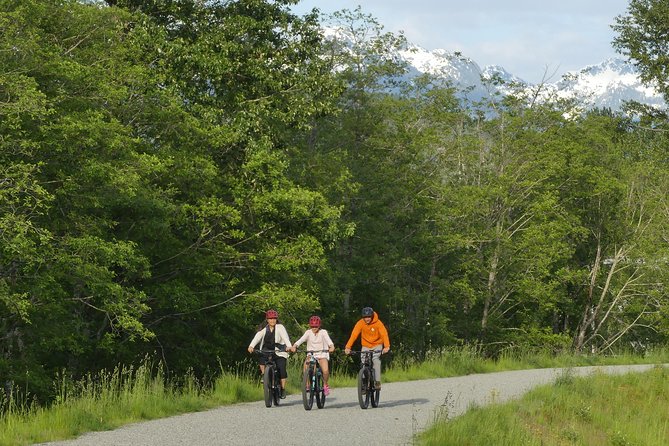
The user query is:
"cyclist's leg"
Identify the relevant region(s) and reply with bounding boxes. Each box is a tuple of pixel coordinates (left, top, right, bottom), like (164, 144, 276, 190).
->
(318, 358, 329, 384)
(369, 346, 382, 386)
(258, 355, 267, 380)
(303, 355, 314, 389)
(274, 355, 288, 392)
(318, 357, 330, 395)
(361, 346, 378, 385)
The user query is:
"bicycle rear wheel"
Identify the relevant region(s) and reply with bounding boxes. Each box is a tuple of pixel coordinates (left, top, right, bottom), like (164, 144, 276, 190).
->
(263, 366, 274, 408)
(302, 368, 314, 410)
(357, 367, 371, 409)
(315, 370, 325, 409)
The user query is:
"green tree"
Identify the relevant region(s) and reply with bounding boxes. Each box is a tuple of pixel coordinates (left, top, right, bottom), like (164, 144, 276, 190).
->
(1, 0, 159, 396)
(613, 0, 669, 101)
(115, 0, 347, 370)
(1, 0, 347, 397)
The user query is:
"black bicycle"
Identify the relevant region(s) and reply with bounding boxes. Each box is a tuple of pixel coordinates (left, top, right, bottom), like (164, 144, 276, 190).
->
(254, 349, 282, 407)
(353, 350, 383, 409)
(301, 349, 329, 410)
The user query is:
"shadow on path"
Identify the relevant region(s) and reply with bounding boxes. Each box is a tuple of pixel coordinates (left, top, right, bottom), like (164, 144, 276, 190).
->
(322, 399, 361, 409)
(324, 397, 430, 409)
(273, 399, 303, 408)
(379, 398, 430, 408)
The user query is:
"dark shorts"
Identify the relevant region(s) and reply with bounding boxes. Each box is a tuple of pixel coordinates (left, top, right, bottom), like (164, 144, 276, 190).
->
(259, 354, 287, 379)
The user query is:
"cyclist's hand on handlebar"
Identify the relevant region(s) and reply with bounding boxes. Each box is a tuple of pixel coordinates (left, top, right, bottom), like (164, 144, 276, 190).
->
(328, 345, 335, 353)
(247, 347, 254, 354)
(344, 348, 351, 355)
(287, 346, 296, 353)
(382, 347, 390, 354)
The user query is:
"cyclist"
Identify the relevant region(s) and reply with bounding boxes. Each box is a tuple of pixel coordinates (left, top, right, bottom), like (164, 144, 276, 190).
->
(289, 315, 335, 395)
(344, 307, 390, 389)
(247, 309, 292, 399)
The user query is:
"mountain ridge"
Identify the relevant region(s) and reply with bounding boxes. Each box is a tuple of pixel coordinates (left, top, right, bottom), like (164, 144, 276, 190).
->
(397, 44, 666, 110)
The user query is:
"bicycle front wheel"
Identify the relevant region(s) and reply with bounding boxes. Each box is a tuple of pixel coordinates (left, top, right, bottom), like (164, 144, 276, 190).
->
(263, 366, 274, 408)
(357, 367, 371, 409)
(371, 381, 380, 408)
(272, 370, 281, 406)
(302, 368, 314, 410)
(315, 370, 325, 409)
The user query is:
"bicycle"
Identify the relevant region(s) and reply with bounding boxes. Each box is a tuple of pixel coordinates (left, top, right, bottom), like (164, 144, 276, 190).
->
(300, 349, 329, 410)
(254, 349, 282, 407)
(352, 350, 385, 409)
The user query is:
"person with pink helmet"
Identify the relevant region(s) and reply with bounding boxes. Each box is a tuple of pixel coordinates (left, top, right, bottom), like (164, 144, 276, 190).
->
(289, 315, 335, 395)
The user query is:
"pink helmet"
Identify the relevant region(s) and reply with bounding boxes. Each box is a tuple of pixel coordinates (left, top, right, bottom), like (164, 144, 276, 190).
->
(265, 309, 278, 319)
(309, 315, 321, 328)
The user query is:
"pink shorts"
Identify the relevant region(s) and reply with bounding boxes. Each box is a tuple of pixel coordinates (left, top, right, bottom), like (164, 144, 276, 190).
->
(308, 352, 330, 361)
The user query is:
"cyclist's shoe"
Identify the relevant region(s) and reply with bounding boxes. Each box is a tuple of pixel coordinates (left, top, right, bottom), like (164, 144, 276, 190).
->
(280, 388, 286, 399)
(374, 381, 381, 389)
(323, 384, 330, 396)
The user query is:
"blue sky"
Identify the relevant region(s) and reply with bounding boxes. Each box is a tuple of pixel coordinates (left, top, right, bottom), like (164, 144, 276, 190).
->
(288, 0, 632, 84)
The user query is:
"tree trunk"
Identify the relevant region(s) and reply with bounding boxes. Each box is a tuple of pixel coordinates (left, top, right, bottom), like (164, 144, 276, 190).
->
(482, 246, 499, 331)
(574, 240, 601, 351)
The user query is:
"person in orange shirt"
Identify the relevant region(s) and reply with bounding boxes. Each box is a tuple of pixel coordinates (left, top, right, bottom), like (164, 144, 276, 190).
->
(344, 307, 390, 388)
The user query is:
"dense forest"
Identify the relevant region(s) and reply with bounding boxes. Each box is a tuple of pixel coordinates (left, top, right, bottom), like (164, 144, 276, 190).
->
(2, 0, 669, 401)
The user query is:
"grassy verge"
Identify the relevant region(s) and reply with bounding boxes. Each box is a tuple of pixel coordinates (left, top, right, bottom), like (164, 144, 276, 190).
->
(289, 345, 669, 391)
(381, 345, 669, 382)
(0, 363, 262, 446)
(417, 365, 669, 445)
(2, 347, 668, 446)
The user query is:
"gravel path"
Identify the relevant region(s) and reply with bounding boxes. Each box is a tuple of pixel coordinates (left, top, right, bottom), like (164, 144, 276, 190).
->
(40, 364, 662, 446)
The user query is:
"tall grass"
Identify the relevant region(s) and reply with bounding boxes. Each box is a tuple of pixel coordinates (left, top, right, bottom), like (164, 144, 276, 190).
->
(383, 344, 669, 383)
(1, 346, 667, 445)
(0, 360, 262, 446)
(417, 365, 669, 445)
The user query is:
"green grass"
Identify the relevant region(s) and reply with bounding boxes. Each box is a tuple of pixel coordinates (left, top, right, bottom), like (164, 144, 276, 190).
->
(417, 365, 669, 446)
(0, 362, 262, 446)
(382, 345, 669, 382)
(1, 346, 668, 446)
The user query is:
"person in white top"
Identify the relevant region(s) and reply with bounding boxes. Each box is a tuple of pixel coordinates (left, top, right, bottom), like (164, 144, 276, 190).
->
(247, 309, 293, 398)
(288, 315, 335, 395)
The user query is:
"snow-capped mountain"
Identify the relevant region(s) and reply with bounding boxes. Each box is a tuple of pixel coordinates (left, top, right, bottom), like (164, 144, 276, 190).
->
(548, 59, 665, 110)
(397, 44, 665, 111)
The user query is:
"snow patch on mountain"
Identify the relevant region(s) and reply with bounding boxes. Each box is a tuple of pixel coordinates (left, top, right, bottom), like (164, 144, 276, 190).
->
(545, 59, 665, 110)
(320, 26, 665, 111)
(396, 45, 665, 110)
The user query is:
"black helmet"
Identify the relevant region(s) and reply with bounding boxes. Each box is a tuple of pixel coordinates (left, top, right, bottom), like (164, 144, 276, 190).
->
(361, 307, 374, 317)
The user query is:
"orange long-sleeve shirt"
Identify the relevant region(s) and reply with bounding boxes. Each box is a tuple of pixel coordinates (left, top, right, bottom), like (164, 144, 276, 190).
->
(345, 311, 390, 349)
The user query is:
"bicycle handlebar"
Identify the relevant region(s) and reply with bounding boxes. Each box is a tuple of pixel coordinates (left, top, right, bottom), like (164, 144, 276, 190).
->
(348, 350, 390, 369)
(252, 349, 277, 355)
(347, 349, 390, 355)
(295, 349, 331, 353)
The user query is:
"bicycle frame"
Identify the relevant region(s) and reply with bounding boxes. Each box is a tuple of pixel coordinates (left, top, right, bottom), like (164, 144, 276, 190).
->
(301, 350, 328, 410)
(354, 350, 381, 409)
(254, 349, 282, 408)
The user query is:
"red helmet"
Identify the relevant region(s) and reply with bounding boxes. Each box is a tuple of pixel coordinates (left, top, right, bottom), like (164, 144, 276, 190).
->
(309, 315, 321, 328)
(265, 309, 278, 319)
